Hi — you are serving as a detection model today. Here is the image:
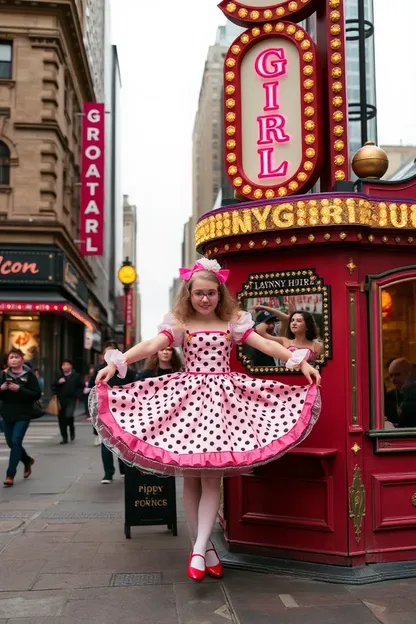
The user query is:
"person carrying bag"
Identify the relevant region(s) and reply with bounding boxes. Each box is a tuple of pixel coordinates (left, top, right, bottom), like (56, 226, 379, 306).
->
(0, 348, 41, 487)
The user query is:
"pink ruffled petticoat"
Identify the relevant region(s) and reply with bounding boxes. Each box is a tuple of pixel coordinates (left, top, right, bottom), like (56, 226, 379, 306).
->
(89, 312, 321, 476)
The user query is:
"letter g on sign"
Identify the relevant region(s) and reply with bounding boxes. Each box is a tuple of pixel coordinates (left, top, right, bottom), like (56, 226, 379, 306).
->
(87, 109, 101, 123)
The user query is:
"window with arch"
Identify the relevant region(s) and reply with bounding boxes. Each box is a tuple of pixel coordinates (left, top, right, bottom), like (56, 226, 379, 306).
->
(0, 141, 10, 185)
(368, 267, 416, 452)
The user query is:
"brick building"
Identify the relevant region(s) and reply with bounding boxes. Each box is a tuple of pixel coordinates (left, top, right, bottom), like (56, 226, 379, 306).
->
(0, 0, 119, 392)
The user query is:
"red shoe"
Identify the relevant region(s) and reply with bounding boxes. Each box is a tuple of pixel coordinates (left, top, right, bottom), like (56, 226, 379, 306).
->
(205, 546, 223, 578)
(3, 477, 14, 488)
(24, 457, 35, 479)
(187, 553, 206, 582)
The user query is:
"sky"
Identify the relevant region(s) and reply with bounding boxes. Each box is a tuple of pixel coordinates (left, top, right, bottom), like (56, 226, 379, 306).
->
(111, 0, 416, 340)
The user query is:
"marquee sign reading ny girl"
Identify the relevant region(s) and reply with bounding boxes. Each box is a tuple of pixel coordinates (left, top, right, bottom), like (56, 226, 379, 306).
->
(223, 22, 321, 201)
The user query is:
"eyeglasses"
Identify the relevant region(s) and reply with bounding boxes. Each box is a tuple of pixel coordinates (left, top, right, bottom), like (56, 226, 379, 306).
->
(191, 290, 219, 300)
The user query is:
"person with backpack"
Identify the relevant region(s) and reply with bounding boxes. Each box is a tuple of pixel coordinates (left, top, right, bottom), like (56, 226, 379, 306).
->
(0, 348, 41, 487)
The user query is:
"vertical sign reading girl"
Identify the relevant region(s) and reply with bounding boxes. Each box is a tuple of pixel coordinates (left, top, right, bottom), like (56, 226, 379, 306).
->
(80, 103, 105, 256)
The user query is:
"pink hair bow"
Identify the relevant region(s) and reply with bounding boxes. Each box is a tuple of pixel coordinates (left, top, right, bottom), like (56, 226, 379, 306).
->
(179, 261, 230, 284)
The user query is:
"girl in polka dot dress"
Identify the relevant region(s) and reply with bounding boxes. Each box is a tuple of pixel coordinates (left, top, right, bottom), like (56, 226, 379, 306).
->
(90, 258, 321, 582)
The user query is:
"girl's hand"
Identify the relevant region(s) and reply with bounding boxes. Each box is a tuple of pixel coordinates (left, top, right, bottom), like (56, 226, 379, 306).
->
(0, 382, 8, 391)
(8, 382, 20, 392)
(300, 361, 321, 386)
(96, 364, 116, 384)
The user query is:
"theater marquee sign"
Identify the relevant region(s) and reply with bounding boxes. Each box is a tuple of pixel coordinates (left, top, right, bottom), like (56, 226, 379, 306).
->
(195, 197, 416, 247)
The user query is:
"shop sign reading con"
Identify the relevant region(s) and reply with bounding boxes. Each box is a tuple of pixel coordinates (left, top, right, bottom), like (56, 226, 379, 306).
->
(224, 22, 321, 201)
(80, 103, 105, 256)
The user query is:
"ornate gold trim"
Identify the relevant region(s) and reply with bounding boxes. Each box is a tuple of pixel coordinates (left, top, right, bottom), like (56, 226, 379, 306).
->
(347, 258, 357, 274)
(349, 465, 366, 544)
(349, 290, 358, 425)
(412, 493, 416, 508)
(195, 198, 416, 249)
(351, 443, 361, 455)
(237, 269, 331, 373)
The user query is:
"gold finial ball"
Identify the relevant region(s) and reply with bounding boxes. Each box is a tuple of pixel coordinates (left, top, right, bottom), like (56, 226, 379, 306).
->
(351, 141, 389, 179)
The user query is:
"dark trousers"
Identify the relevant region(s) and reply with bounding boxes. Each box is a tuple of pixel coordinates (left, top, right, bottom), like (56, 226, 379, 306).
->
(58, 401, 76, 442)
(101, 444, 125, 478)
(3, 420, 31, 478)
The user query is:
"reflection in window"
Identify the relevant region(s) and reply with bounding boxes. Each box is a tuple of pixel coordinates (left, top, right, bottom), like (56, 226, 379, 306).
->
(241, 295, 324, 369)
(382, 280, 416, 428)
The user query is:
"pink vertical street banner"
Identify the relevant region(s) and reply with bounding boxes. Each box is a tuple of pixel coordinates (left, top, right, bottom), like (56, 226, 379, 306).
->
(125, 288, 135, 347)
(80, 102, 105, 256)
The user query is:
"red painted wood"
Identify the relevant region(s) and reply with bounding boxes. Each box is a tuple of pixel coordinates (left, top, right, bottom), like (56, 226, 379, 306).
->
(221, 241, 416, 565)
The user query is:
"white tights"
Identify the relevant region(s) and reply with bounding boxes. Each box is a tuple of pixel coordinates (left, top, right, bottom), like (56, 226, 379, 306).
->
(183, 475, 221, 571)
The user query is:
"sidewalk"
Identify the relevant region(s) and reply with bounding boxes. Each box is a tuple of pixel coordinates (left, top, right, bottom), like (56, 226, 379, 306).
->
(0, 424, 416, 623)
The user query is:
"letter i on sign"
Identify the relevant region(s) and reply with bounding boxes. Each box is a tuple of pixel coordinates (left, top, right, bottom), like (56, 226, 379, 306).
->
(255, 48, 290, 180)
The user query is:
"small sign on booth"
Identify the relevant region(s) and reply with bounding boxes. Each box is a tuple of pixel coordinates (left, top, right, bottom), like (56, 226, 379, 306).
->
(124, 467, 178, 538)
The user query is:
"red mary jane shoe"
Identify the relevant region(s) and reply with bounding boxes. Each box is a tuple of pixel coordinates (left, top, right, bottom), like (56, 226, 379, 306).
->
(205, 546, 223, 578)
(188, 553, 206, 582)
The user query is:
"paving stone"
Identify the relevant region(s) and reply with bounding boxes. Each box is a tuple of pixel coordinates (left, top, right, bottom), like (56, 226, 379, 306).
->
(0, 559, 45, 592)
(61, 586, 177, 624)
(24, 520, 86, 533)
(230, 604, 380, 624)
(32, 572, 112, 591)
(174, 581, 232, 622)
(0, 520, 24, 533)
(0, 595, 66, 618)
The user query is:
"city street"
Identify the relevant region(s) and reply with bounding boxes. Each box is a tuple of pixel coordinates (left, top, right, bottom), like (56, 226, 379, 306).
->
(0, 422, 415, 623)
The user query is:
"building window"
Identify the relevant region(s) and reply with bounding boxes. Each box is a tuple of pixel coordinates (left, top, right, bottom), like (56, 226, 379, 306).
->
(0, 141, 10, 185)
(0, 42, 12, 79)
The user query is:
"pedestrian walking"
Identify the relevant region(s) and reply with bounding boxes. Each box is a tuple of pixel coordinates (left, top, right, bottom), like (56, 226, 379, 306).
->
(52, 360, 83, 445)
(138, 346, 183, 380)
(0, 348, 41, 487)
(91, 258, 321, 581)
(89, 341, 136, 483)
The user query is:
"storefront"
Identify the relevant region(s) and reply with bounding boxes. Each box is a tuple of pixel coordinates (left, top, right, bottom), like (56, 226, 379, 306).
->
(0, 244, 105, 395)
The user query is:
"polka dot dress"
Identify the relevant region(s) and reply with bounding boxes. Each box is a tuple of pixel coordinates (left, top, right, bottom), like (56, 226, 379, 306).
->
(90, 312, 321, 476)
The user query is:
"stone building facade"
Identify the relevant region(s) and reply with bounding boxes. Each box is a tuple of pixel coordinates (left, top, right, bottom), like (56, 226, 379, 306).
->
(0, 0, 113, 390)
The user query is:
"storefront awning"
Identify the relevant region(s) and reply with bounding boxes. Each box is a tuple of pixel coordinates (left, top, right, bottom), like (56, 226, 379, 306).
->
(0, 291, 95, 330)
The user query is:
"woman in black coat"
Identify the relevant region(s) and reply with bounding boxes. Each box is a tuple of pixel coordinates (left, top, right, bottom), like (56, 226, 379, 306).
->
(139, 347, 183, 380)
(0, 348, 41, 487)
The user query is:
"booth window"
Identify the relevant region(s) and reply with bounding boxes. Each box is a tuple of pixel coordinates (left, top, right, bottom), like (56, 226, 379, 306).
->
(368, 268, 416, 435)
(0, 141, 10, 185)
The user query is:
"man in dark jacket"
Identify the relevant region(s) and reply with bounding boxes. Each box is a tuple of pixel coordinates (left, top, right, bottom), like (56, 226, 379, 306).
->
(52, 359, 83, 444)
(89, 341, 136, 483)
(0, 348, 41, 487)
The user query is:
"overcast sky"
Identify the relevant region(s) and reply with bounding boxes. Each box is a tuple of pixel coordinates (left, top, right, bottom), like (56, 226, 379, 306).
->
(111, 1, 416, 340)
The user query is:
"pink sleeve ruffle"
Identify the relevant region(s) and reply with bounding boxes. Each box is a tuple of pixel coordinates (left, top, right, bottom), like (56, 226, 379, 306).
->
(230, 311, 255, 344)
(157, 313, 184, 347)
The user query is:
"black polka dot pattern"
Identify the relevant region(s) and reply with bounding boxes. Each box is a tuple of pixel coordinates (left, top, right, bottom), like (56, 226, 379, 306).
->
(98, 331, 319, 467)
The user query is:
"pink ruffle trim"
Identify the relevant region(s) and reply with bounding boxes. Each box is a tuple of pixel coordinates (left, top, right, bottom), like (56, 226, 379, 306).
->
(95, 382, 319, 476)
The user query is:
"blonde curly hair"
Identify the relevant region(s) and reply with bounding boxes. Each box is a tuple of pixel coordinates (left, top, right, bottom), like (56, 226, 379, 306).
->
(172, 269, 240, 324)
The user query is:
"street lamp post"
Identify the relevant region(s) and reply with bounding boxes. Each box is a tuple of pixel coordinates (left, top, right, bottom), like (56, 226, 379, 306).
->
(117, 257, 137, 351)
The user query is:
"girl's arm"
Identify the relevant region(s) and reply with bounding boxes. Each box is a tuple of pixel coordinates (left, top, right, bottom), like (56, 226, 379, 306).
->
(254, 304, 290, 322)
(96, 334, 170, 384)
(245, 332, 320, 385)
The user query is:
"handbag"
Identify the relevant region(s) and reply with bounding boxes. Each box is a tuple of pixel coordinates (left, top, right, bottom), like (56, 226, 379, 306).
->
(31, 399, 45, 420)
(46, 394, 60, 417)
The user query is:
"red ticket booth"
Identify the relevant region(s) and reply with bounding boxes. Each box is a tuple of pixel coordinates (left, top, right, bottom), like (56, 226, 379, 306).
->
(197, 175, 416, 580)
(205, 0, 416, 581)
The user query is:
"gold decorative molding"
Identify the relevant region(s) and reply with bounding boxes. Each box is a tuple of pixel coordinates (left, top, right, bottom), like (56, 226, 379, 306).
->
(351, 443, 361, 455)
(412, 493, 416, 508)
(349, 291, 358, 426)
(347, 258, 357, 274)
(349, 465, 366, 544)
